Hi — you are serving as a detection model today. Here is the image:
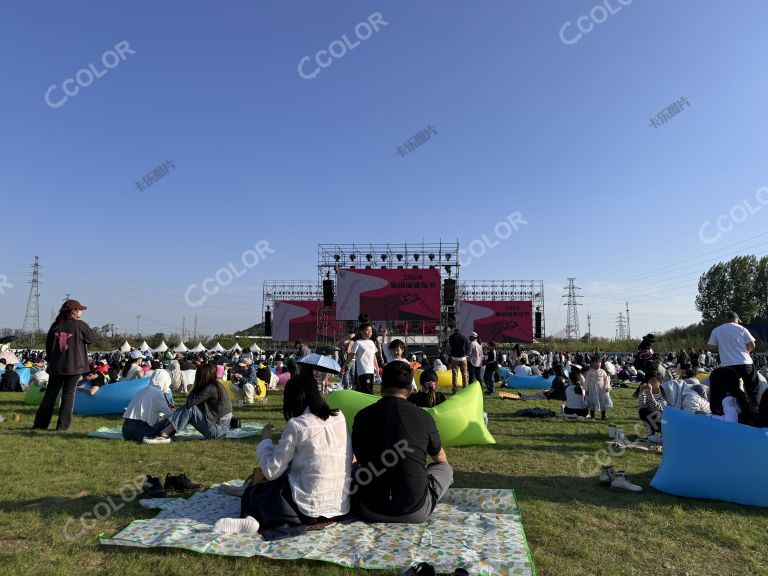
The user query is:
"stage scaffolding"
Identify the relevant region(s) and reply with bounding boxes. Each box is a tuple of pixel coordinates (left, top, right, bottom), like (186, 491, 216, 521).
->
(459, 280, 545, 339)
(261, 280, 319, 343)
(317, 242, 461, 347)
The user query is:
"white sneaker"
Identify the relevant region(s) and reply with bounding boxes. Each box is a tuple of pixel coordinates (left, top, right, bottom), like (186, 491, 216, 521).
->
(214, 516, 260, 535)
(610, 471, 643, 492)
(142, 436, 171, 444)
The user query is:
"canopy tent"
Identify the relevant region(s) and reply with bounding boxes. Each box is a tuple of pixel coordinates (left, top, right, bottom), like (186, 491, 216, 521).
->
(173, 341, 189, 353)
(228, 342, 242, 353)
(0, 350, 20, 365)
(249, 342, 262, 353)
(209, 342, 225, 353)
(190, 342, 207, 353)
(139, 341, 151, 352)
(119, 341, 131, 353)
(153, 341, 169, 353)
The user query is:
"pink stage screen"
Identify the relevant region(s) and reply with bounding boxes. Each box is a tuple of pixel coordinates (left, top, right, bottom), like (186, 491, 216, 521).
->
(459, 300, 533, 343)
(335, 268, 442, 321)
(272, 300, 344, 342)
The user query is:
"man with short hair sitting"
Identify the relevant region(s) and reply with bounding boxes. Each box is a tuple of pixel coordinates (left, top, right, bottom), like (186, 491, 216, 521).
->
(351, 361, 453, 523)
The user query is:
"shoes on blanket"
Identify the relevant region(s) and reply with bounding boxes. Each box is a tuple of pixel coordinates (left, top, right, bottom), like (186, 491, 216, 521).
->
(214, 516, 260, 535)
(165, 473, 203, 493)
(142, 476, 167, 499)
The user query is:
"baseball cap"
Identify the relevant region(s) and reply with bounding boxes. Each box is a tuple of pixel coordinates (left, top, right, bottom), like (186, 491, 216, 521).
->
(129, 350, 144, 360)
(470, 332, 478, 338)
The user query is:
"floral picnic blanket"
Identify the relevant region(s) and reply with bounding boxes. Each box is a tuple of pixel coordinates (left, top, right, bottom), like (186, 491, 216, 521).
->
(102, 483, 535, 575)
(87, 422, 263, 441)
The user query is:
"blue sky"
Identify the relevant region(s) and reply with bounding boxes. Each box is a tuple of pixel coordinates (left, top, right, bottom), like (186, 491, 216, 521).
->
(2, 0, 768, 340)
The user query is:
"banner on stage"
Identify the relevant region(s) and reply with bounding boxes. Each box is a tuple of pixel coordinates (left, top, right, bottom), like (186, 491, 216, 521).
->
(459, 300, 533, 343)
(336, 268, 441, 321)
(272, 300, 343, 341)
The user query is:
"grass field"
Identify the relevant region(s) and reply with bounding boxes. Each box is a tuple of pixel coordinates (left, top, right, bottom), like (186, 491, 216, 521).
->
(1, 385, 767, 576)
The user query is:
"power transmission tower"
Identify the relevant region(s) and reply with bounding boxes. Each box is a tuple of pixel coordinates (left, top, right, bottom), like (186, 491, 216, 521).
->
(181, 317, 186, 341)
(587, 313, 592, 345)
(193, 314, 198, 341)
(562, 278, 582, 340)
(625, 301, 631, 339)
(136, 315, 141, 336)
(22, 256, 41, 333)
(615, 313, 626, 340)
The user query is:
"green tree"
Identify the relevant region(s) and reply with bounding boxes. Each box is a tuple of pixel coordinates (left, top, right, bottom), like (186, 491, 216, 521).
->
(696, 255, 764, 328)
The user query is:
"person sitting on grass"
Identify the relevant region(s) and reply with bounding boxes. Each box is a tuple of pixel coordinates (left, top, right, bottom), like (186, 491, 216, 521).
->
(122, 351, 146, 380)
(215, 368, 352, 537)
(520, 363, 568, 401)
(76, 370, 106, 396)
(409, 368, 447, 408)
(122, 369, 175, 442)
(563, 367, 588, 416)
(352, 361, 453, 524)
(143, 363, 231, 443)
(0, 363, 20, 392)
(706, 367, 759, 426)
(633, 371, 667, 439)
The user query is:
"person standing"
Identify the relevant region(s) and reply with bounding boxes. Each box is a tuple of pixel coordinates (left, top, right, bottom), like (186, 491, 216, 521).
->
(483, 341, 499, 394)
(467, 332, 483, 385)
(348, 323, 380, 394)
(448, 328, 470, 394)
(707, 311, 759, 404)
(33, 300, 97, 431)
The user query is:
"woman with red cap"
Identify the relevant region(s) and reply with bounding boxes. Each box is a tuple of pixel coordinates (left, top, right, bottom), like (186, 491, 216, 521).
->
(33, 299, 97, 431)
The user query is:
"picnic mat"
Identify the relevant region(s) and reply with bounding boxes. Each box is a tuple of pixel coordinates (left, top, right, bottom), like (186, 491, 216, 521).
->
(102, 483, 535, 575)
(87, 422, 263, 441)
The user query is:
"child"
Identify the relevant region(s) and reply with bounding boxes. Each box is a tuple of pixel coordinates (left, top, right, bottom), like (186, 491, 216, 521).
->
(346, 323, 380, 394)
(633, 371, 666, 437)
(584, 356, 613, 420)
(387, 338, 416, 390)
(564, 367, 588, 416)
(409, 368, 447, 408)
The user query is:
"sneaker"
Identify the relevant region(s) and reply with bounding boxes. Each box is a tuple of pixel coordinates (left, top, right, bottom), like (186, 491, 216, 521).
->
(607, 424, 616, 439)
(142, 435, 171, 444)
(610, 471, 643, 493)
(142, 475, 166, 498)
(165, 473, 203, 493)
(398, 562, 436, 576)
(599, 465, 615, 485)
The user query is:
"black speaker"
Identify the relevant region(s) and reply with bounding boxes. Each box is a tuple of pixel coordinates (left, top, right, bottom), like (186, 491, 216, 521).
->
(443, 279, 456, 306)
(264, 310, 272, 336)
(322, 279, 334, 306)
(534, 311, 542, 339)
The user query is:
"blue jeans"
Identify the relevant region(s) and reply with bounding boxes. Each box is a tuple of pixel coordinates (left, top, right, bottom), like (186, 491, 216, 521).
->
(166, 404, 231, 439)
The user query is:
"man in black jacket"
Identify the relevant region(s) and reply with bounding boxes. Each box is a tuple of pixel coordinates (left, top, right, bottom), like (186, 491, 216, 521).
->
(0, 363, 20, 392)
(448, 328, 470, 394)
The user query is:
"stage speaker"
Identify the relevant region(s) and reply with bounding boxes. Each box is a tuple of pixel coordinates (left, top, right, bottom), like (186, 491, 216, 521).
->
(264, 310, 272, 336)
(322, 279, 334, 306)
(443, 279, 456, 306)
(535, 311, 542, 339)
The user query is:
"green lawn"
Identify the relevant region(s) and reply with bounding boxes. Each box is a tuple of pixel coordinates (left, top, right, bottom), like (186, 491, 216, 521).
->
(1, 386, 766, 576)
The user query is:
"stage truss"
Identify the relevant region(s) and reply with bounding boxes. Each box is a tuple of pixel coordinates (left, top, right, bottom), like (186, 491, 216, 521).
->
(459, 280, 545, 339)
(262, 281, 319, 340)
(317, 242, 460, 346)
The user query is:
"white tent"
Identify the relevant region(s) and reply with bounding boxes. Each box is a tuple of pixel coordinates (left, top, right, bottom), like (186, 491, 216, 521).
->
(210, 342, 225, 352)
(120, 341, 131, 353)
(190, 342, 207, 353)
(139, 341, 151, 352)
(173, 341, 189, 353)
(154, 340, 169, 353)
(249, 342, 262, 353)
(228, 342, 242, 353)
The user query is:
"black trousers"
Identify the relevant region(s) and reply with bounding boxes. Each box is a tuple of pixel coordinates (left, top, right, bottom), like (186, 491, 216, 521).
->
(639, 408, 662, 435)
(729, 364, 759, 405)
(33, 374, 80, 430)
(468, 364, 482, 384)
(355, 373, 374, 394)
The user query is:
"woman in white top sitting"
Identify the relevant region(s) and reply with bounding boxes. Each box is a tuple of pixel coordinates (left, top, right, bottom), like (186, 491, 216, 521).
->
(121, 369, 175, 442)
(433, 358, 448, 372)
(707, 367, 758, 425)
(228, 368, 352, 536)
(563, 367, 588, 416)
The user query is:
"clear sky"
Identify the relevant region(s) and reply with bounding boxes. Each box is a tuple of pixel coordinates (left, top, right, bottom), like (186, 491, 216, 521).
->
(2, 0, 768, 340)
